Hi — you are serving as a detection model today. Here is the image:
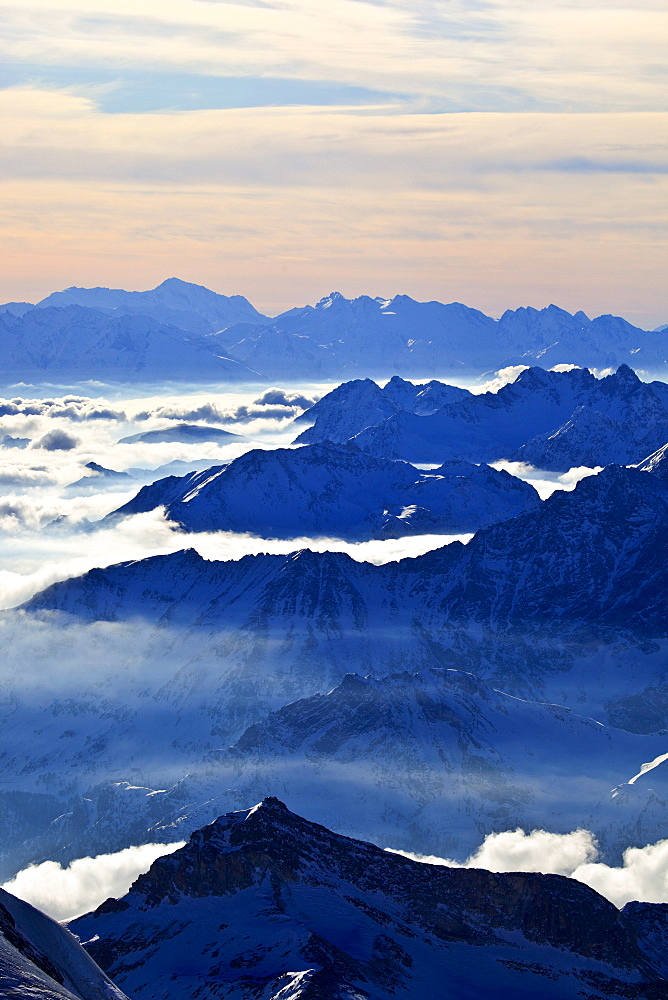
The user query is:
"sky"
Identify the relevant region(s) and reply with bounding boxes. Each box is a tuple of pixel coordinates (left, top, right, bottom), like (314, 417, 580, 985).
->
(1, 0, 667, 326)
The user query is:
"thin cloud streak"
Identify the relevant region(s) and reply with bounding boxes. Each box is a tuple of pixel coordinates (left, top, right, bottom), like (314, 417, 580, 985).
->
(0, 507, 472, 610)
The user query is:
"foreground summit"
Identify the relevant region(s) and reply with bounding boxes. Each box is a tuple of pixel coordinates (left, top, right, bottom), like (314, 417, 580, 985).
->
(70, 798, 668, 1000)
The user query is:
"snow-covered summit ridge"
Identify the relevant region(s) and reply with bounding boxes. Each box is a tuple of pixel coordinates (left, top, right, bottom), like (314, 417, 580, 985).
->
(108, 440, 539, 538)
(2, 281, 666, 382)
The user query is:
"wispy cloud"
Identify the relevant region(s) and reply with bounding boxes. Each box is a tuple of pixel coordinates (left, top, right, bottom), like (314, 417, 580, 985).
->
(0, 505, 471, 609)
(2, 1, 665, 112)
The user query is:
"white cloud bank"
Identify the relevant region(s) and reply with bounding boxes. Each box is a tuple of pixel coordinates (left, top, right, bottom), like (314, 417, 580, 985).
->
(1, 842, 185, 922)
(491, 460, 602, 500)
(0, 503, 471, 609)
(388, 828, 668, 909)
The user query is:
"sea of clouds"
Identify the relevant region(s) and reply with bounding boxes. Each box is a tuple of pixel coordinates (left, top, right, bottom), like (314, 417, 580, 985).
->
(0, 374, 604, 608)
(1, 371, 647, 927)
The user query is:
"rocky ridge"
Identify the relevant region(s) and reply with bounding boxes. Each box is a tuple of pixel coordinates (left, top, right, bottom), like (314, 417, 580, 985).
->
(69, 799, 668, 1000)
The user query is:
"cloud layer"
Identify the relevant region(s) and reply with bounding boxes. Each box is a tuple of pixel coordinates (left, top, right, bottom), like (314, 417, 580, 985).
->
(1, 842, 185, 922)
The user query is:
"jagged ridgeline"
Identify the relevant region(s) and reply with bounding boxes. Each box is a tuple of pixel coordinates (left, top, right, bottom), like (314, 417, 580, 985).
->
(1, 278, 666, 381)
(3, 801, 667, 999)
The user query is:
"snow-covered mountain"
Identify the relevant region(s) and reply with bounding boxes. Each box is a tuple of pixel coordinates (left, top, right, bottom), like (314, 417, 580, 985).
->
(1, 463, 663, 877)
(2, 281, 666, 383)
(68, 799, 668, 1000)
(0, 887, 127, 1000)
(0, 305, 260, 383)
(22, 462, 668, 718)
(219, 292, 667, 378)
(306, 365, 668, 466)
(512, 365, 668, 470)
(292, 375, 470, 444)
(34, 277, 268, 335)
(109, 442, 539, 538)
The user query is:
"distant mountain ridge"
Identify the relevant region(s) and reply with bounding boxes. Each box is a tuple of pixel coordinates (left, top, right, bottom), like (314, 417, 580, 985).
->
(1, 279, 666, 382)
(220, 291, 667, 378)
(34, 277, 268, 334)
(298, 365, 668, 468)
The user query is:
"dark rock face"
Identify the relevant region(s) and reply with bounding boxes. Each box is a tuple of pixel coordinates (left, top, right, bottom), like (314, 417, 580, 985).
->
(621, 902, 668, 979)
(70, 799, 668, 1000)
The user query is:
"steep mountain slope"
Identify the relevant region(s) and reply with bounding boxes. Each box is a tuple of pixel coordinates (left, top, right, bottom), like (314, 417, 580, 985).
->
(349, 365, 668, 464)
(109, 443, 539, 538)
(0, 888, 127, 1000)
(219, 292, 666, 378)
(0, 305, 260, 383)
(512, 366, 668, 469)
(69, 799, 668, 1000)
(35, 277, 268, 335)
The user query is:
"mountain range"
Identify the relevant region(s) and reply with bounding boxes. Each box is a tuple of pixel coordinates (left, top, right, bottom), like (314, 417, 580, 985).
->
(295, 365, 668, 469)
(66, 799, 668, 1000)
(108, 442, 539, 538)
(1, 279, 666, 382)
(2, 459, 665, 880)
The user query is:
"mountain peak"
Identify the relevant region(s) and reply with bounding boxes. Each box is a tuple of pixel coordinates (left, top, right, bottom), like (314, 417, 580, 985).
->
(316, 291, 346, 308)
(615, 362, 641, 382)
(70, 801, 667, 1000)
(245, 795, 289, 817)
